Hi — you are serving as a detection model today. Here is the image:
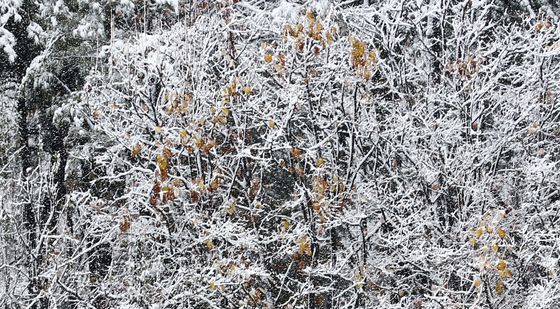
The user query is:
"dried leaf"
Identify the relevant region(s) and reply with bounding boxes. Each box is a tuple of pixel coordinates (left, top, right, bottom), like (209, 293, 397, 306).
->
(179, 129, 189, 138)
(119, 218, 131, 233)
(495, 279, 505, 295)
(190, 190, 199, 202)
(277, 53, 286, 66)
(209, 177, 221, 192)
(528, 122, 540, 135)
(326, 31, 333, 44)
(131, 143, 142, 157)
(268, 119, 276, 129)
(163, 147, 173, 159)
(209, 281, 218, 290)
(264, 52, 273, 63)
(248, 179, 260, 200)
(157, 155, 168, 171)
(368, 50, 378, 63)
(297, 236, 312, 256)
(497, 228, 506, 239)
(172, 178, 184, 187)
(281, 219, 290, 231)
(499, 268, 513, 278)
(290, 147, 302, 159)
(473, 278, 482, 288)
(92, 110, 102, 119)
(306, 10, 315, 24)
(243, 86, 253, 95)
(312, 200, 321, 212)
(204, 239, 215, 250)
(497, 260, 507, 271)
(474, 227, 485, 238)
(225, 202, 236, 215)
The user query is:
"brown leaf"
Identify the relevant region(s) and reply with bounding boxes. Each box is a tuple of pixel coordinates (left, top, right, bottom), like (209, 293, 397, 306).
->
(119, 218, 131, 233)
(290, 147, 302, 159)
(131, 143, 142, 157)
(190, 190, 200, 202)
(248, 178, 260, 200)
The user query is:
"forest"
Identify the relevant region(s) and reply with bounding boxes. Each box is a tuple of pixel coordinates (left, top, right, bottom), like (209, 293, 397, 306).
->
(1, 0, 560, 308)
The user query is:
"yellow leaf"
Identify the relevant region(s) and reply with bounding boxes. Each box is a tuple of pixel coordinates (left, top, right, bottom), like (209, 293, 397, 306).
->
(306, 10, 315, 24)
(362, 69, 372, 80)
(497, 228, 506, 239)
(204, 239, 215, 250)
(243, 86, 253, 95)
(351, 38, 365, 59)
(535, 21, 544, 32)
(209, 281, 218, 290)
(499, 268, 513, 278)
(355, 269, 365, 288)
(368, 50, 378, 63)
(154, 126, 162, 134)
(331, 26, 337, 36)
(326, 31, 334, 45)
(474, 227, 485, 238)
(268, 119, 276, 129)
(497, 260, 507, 271)
(195, 178, 205, 191)
(156, 154, 168, 170)
(468, 238, 477, 246)
(264, 52, 273, 63)
(281, 219, 290, 231)
(225, 202, 236, 215)
(172, 178, 184, 187)
(274, 63, 284, 75)
(297, 236, 312, 256)
(316, 157, 326, 168)
(492, 243, 499, 253)
(486, 226, 494, 234)
(179, 129, 189, 138)
(216, 115, 227, 125)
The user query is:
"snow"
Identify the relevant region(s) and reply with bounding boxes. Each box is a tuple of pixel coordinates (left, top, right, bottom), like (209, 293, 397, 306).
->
(1, 0, 560, 308)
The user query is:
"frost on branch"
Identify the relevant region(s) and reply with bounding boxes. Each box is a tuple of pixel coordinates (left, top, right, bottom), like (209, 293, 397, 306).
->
(1, 0, 560, 308)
